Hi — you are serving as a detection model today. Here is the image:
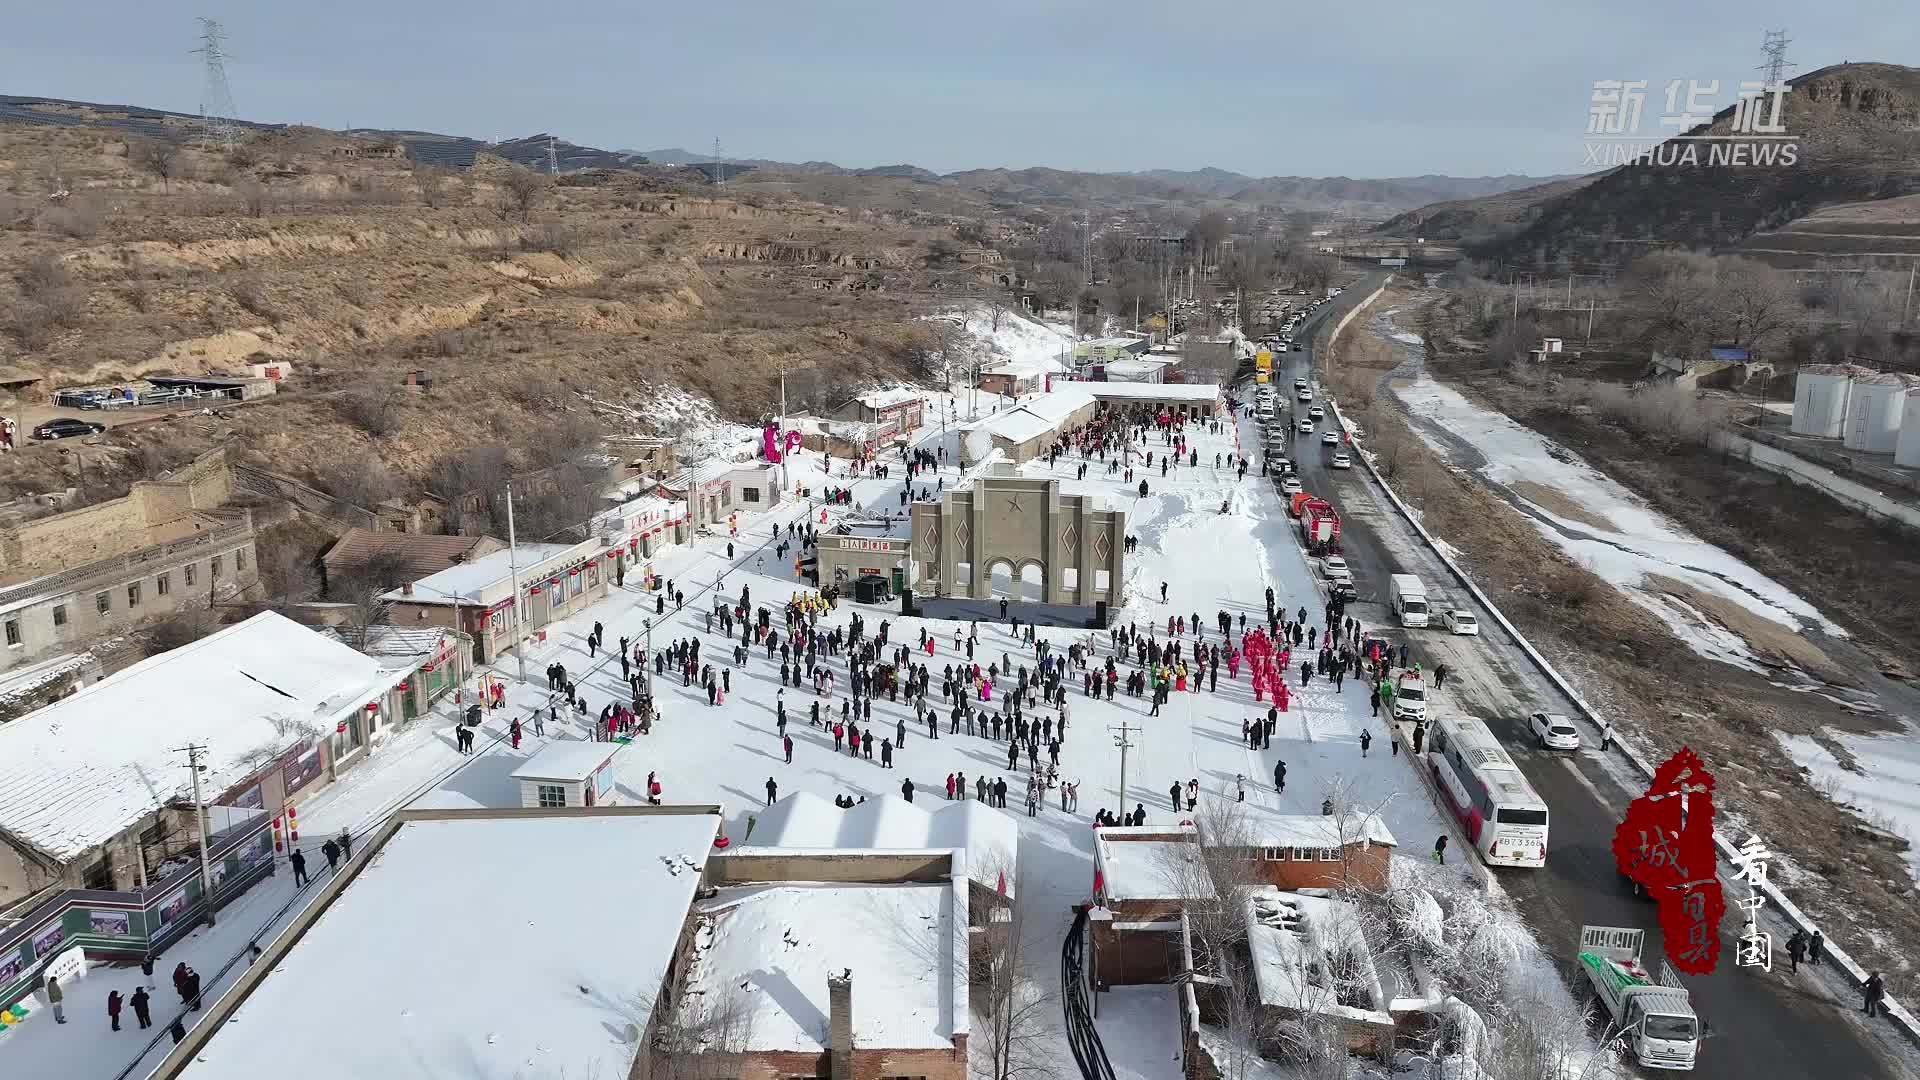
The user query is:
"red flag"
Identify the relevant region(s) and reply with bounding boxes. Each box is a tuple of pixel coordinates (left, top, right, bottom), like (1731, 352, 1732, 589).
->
(997, 870, 1007, 896)
(1091, 869, 1105, 898)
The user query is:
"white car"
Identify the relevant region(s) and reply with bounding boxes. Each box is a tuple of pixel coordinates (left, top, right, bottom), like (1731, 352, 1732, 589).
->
(1528, 711, 1581, 752)
(1297, 388, 1314, 402)
(1320, 555, 1351, 583)
(1443, 609, 1479, 636)
(1308, 405, 1324, 421)
(1297, 418, 1314, 433)
(1280, 476, 1303, 495)
(1320, 431, 1340, 446)
(1330, 452, 1352, 469)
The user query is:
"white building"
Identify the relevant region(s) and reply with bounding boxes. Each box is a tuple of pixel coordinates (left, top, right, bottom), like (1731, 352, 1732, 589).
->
(511, 741, 625, 808)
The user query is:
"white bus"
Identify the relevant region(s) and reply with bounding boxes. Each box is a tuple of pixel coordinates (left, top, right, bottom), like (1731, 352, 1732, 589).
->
(1424, 714, 1549, 868)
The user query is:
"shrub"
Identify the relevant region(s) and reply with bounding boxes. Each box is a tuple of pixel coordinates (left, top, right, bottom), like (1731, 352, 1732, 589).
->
(229, 275, 277, 320)
(332, 388, 404, 436)
(19, 254, 73, 299)
(520, 222, 580, 256)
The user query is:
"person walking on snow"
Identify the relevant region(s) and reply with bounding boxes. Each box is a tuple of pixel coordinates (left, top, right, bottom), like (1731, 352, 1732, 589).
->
(130, 987, 151, 1030)
(290, 848, 309, 887)
(1274, 760, 1286, 793)
(1359, 729, 1372, 756)
(765, 777, 778, 806)
(510, 717, 522, 749)
(107, 990, 122, 1031)
(1864, 971, 1886, 1017)
(901, 778, 915, 803)
(783, 735, 794, 763)
(321, 838, 340, 873)
(1169, 780, 1183, 811)
(1433, 835, 1448, 863)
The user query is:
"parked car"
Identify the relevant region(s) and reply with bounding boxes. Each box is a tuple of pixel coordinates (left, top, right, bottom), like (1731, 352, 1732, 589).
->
(1320, 555, 1352, 584)
(32, 419, 105, 440)
(1280, 476, 1303, 495)
(1527, 711, 1581, 752)
(1442, 609, 1479, 636)
(1321, 431, 1340, 446)
(1331, 452, 1352, 469)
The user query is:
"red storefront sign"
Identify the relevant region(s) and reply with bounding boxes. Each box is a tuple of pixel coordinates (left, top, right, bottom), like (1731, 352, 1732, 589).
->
(1613, 747, 1724, 975)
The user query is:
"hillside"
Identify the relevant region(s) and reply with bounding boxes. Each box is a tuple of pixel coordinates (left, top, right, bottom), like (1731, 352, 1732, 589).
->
(1468, 62, 1920, 267)
(1373, 174, 1601, 244)
(0, 117, 963, 508)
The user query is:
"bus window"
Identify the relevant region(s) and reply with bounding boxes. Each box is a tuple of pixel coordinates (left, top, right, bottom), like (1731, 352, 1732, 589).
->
(1496, 808, 1548, 826)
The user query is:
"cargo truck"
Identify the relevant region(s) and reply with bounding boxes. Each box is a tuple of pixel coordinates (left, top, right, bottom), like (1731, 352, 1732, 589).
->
(1388, 574, 1429, 628)
(1577, 925, 1700, 1071)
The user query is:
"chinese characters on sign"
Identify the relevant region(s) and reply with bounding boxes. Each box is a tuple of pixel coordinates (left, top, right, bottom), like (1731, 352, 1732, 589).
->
(1614, 747, 1725, 976)
(1732, 835, 1773, 971)
(1584, 79, 1797, 168)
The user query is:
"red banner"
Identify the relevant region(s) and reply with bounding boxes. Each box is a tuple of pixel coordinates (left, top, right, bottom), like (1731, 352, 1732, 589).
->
(1614, 747, 1723, 975)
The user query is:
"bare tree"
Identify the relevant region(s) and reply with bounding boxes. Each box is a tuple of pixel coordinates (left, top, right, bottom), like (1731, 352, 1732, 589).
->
(973, 875, 1058, 1080)
(132, 136, 185, 193)
(254, 536, 319, 608)
(412, 162, 454, 209)
(497, 166, 549, 222)
(332, 551, 413, 645)
(236, 179, 269, 218)
(641, 983, 760, 1080)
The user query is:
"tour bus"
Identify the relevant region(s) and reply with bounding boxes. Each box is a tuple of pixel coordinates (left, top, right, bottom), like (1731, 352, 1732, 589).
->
(1424, 714, 1549, 868)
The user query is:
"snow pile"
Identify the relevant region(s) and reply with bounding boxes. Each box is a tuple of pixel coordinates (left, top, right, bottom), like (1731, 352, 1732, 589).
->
(928, 302, 1074, 381)
(581, 387, 759, 463)
(1388, 367, 1847, 670)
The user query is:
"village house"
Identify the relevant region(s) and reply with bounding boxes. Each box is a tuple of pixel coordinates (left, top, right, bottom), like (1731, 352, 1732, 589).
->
(381, 539, 613, 664)
(657, 460, 781, 530)
(0, 612, 412, 903)
(0, 448, 258, 678)
(831, 389, 925, 440)
(318, 528, 503, 596)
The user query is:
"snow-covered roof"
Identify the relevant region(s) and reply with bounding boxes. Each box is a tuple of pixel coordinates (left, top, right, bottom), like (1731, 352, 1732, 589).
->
(855, 388, 923, 410)
(1023, 385, 1095, 422)
(1244, 888, 1393, 1026)
(0, 612, 398, 863)
(683, 881, 966, 1053)
(169, 810, 719, 1080)
(510, 740, 623, 783)
(751, 793, 1018, 895)
(1082, 382, 1222, 402)
(1076, 337, 1145, 350)
(1103, 358, 1171, 378)
(1229, 811, 1398, 850)
(318, 624, 455, 661)
(1093, 827, 1214, 903)
(383, 542, 582, 603)
(983, 408, 1058, 447)
(981, 359, 1051, 378)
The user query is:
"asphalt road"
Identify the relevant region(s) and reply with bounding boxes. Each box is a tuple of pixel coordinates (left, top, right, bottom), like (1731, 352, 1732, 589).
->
(1252, 276, 1908, 1079)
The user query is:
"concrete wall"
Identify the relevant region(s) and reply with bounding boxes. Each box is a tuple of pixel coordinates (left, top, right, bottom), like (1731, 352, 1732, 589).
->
(1713, 429, 1920, 533)
(708, 849, 956, 886)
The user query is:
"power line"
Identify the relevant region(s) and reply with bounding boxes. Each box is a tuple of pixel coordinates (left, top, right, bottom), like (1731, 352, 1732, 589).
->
(191, 17, 239, 152)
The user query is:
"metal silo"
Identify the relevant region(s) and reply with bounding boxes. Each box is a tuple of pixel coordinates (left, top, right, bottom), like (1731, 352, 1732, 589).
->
(1843, 372, 1917, 454)
(1895, 391, 1920, 468)
(1790, 364, 1855, 438)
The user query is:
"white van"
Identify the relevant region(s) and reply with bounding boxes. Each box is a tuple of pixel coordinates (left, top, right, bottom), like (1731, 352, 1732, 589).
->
(1389, 574, 1430, 628)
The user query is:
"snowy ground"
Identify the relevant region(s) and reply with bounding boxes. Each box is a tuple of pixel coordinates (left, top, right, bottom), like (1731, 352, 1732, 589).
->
(1093, 986, 1185, 1080)
(1385, 330, 1846, 677)
(10, 389, 1578, 1080)
(1778, 729, 1920, 880)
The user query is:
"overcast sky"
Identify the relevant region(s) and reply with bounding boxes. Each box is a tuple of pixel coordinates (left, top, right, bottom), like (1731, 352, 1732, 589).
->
(2, 1, 1913, 177)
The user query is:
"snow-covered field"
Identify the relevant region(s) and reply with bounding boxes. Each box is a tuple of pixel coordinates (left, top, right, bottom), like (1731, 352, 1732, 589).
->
(6, 385, 1587, 1080)
(1779, 730, 1920, 880)
(1388, 359, 1846, 675)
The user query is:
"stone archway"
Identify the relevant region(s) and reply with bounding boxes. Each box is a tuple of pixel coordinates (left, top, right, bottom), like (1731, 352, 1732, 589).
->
(986, 559, 1016, 598)
(1018, 560, 1046, 603)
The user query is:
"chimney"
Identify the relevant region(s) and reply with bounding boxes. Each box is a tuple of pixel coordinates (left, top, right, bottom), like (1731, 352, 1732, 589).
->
(827, 967, 853, 1080)
(401, 581, 413, 597)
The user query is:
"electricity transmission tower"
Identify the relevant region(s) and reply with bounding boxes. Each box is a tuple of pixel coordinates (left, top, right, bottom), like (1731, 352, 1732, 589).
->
(711, 137, 728, 186)
(1758, 30, 1793, 87)
(192, 17, 240, 151)
(548, 135, 560, 176)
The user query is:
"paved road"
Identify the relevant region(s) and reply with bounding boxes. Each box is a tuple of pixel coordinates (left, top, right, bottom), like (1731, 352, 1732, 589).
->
(1258, 276, 1908, 1079)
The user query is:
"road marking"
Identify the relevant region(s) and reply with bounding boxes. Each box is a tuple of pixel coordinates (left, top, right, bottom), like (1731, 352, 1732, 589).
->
(1557, 753, 1617, 811)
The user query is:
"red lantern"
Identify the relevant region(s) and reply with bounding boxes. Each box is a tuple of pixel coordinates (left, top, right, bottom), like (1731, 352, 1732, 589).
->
(336, 721, 348, 733)
(365, 702, 379, 712)
(397, 681, 411, 691)
(529, 586, 541, 595)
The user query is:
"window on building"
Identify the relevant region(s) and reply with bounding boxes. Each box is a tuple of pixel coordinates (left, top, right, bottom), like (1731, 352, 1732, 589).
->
(955, 561, 972, 585)
(1094, 569, 1112, 592)
(4, 620, 18, 647)
(235, 548, 248, 571)
(742, 487, 760, 503)
(184, 563, 196, 587)
(156, 573, 170, 596)
(1061, 567, 1079, 590)
(536, 784, 567, 809)
(96, 591, 110, 614)
(127, 582, 141, 608)
(52, 605, 66, 628)
(1318, 848, 1341, 862)
(211, 555, 222, 579)
(1262, 846, 1287, 862)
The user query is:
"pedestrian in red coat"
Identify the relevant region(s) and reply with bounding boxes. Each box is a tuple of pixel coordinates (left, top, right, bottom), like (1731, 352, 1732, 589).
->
(510, 718, 522, 749)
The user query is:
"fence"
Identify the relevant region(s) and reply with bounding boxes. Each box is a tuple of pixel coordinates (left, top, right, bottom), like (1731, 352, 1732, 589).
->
(1062, 908, 1116, 1080)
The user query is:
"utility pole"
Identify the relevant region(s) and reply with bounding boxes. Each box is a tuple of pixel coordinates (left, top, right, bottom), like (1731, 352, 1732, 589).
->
(176, 744, 217, 926)
(712, 137, 727, 187)
(1109, 722, 1141, 814)
(504, 485, 528, 686)
(547, 135, 559, 176)
(1904, 264, 1916, 325)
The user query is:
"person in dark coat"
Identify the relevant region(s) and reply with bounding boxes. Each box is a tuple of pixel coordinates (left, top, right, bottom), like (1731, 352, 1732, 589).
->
(1786, 930, 1806, 973)
(338, 828, 353, 860)
(1864, 972, 1886, 1017)
(765, 777, 778, 806)
(140, 956, 155, 989)
(1170, 780, 1182, 811)
(290, 848, 308, 887)
(1274, 760, 1287, 793)
(1808, 930, 1825, 966)
(107, 989, 122, 1030)
(900, 777, 914, 802)
(321, 838, 340, 872)
(881, 739, 894, 768)
(783, 735, 794, 764)
(184, 968, 202, 1011)
(169, 1016, 187, 1045)
(171, 963, 188, 1002)
(130, 987, 151, 1030)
